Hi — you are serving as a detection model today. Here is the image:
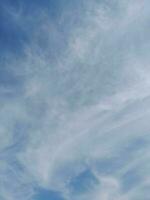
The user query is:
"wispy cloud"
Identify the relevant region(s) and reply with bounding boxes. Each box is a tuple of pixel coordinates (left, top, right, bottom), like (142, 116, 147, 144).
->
(1, 0, 150, 200)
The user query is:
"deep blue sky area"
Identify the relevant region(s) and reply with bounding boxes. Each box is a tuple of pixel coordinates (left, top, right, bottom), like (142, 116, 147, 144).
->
(0, 0, 60, 55)
(0, 0, 84, 58)
(34, 188, 64, 200)
(0, 0, 26, 55)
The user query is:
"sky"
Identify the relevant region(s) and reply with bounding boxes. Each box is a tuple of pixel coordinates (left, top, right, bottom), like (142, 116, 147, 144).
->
(1, 0, 150, 200)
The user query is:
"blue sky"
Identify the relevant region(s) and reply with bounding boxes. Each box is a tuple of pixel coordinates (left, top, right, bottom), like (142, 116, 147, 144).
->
(1, 0, 150, 200)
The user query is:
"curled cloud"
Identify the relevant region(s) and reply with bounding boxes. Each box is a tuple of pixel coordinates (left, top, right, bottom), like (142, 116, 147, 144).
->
(1, 0, 150, 200)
